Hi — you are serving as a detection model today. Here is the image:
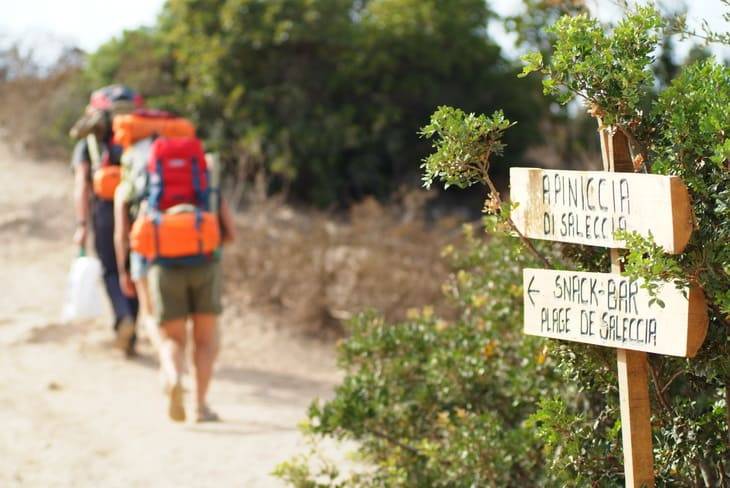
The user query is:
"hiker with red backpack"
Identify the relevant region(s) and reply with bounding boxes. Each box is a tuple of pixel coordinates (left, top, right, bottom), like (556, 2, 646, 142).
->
(113, 109, 197, 353)
(130, 135, 235, 422)
(70, 85, 142, 355)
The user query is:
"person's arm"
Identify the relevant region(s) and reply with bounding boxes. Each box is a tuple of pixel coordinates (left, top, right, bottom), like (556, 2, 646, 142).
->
(114, 188, 136, 296)
(73, 163, 91, 251)
(219, 198, 236, 244)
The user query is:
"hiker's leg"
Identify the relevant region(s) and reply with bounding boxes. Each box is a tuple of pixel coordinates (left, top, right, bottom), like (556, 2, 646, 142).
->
(191, 314, 218, 409)
(187, 261, 222, 410)
(159, 317, 187, 422)
(159, 318, 187, 387)
(135, 276, 161, 350)
(93, 200, 136, 327)
(135, 276, 152, 317)
(149, 264, 189, 384)
(148, 263, 191, 422)
(130, 252, 158, 353)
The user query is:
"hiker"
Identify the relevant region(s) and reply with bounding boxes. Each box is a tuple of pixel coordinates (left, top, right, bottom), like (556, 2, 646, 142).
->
(70, 85, 143, 355)
(112, 110, 196, 352)
(129, 136, 235, 422)
(114, 137, 157, 350)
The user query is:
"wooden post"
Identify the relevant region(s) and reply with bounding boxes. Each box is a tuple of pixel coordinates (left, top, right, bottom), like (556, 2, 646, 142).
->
(601, 127, 655, 487)
(514, 126, 707, 484)
(617, 348, 654, 487)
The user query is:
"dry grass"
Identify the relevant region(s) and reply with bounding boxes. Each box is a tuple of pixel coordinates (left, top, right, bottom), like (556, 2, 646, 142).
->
(0, 69, 465, 340)
(224, 191, 462, 337)
(0, 44, 88, 161)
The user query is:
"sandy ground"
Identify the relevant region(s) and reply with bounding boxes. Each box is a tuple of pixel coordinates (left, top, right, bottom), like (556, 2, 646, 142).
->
(0, 148, 343, 487)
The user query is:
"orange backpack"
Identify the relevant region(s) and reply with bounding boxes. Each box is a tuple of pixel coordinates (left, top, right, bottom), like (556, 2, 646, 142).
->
(86, 134, 123, 201)
(130, 207, 220, 261)
(92, 165, 122, 200)
(113, 109, 195, 149)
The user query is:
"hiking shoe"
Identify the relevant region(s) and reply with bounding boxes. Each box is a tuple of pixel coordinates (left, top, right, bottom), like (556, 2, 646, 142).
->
(168, 383, 186, 422)
(195, 405, 220, 423)
(115, 318, 135, 352)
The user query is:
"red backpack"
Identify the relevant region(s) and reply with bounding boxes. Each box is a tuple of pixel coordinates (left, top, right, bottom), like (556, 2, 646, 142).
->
(148, 137, 209, 211)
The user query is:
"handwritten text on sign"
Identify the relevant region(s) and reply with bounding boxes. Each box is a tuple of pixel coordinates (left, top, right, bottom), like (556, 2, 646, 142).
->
(522, 268, 707, 357)
(510, 168, 692, 254)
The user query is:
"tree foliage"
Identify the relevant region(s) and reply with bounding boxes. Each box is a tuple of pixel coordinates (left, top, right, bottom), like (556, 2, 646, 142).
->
(4, 1, 549, 204)
(85, 28, 178, 106)
(520, 5, 664, 134)
(419, 106, 514, 190)
(86, 0, 543, 205)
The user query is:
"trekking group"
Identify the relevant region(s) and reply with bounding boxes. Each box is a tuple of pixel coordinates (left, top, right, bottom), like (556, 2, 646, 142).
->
(70, 84, 235, 423)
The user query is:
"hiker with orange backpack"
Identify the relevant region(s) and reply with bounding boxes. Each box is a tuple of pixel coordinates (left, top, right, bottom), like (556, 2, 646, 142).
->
(130, 135, 235, 422)
(112, 109, 197, 351)
(70, 85, 142, 355)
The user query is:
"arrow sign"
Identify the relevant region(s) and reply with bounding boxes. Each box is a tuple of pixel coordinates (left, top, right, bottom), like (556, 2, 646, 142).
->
(526, 276, 539, 305)
(522, 268, 708, 357)
(510, 168, 693, 254)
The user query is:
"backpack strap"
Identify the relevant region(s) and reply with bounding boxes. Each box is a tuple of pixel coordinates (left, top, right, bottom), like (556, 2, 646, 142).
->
(205, 153, 221, 214)
(148, 158, 164, 211)
(195, 207, 204, 255)
(190, 155, 209, 211)
(152, 210, 162, 260)
(86, 134, 102, 171)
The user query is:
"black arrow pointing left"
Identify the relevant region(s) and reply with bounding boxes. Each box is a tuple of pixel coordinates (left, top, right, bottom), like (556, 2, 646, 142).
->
(527, 276, 540, 306)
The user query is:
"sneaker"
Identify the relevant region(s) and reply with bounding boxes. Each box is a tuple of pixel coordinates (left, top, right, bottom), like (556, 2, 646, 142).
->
(115, 317, 135, 352)
(168, 383, 186, 422)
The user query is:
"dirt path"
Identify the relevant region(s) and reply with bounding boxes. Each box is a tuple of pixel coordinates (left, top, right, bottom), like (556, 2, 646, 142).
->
(0, 149, 341, 487)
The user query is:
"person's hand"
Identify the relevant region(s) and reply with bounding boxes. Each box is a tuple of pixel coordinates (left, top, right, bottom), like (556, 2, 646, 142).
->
(119, 271, 137, 297)
(73, 223, 88, 252)
(219, 199, 236, 245)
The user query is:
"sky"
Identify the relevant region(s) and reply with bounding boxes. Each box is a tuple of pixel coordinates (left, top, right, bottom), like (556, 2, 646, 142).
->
(0, 0, 728, 61)
(489, 0, 730, 59)
(1, 0, 166, 53)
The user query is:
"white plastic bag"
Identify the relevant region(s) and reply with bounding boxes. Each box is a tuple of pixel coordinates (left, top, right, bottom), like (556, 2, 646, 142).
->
(61, 255, 104, 323)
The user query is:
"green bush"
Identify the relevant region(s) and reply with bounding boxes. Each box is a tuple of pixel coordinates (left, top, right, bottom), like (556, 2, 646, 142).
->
(276, 224, 565, 486)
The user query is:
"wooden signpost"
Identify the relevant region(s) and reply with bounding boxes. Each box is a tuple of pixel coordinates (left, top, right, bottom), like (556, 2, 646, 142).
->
(511, 128, 709, 487)
(511, 168, 693, 253)
(523, 268, 708, 357)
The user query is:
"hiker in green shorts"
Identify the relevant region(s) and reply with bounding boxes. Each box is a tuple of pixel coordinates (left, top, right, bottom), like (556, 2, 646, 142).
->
(129, 137, 235, 422)
(149, 258, 227, 422)
(151, 197, 235, 423)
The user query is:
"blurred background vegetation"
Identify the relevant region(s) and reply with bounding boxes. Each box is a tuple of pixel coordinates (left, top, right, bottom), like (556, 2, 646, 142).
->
(0, 1, 716, 208)
(0, 0, 719, 336)
(1, 0, 609, 207)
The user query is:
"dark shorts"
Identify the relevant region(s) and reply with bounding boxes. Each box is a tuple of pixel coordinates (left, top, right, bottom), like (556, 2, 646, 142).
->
(148, 261, 222, 323)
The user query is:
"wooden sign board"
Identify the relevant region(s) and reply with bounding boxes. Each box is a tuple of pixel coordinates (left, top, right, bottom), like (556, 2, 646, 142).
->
(522, 268, 708, 357)
(510, 168, 693, 254)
